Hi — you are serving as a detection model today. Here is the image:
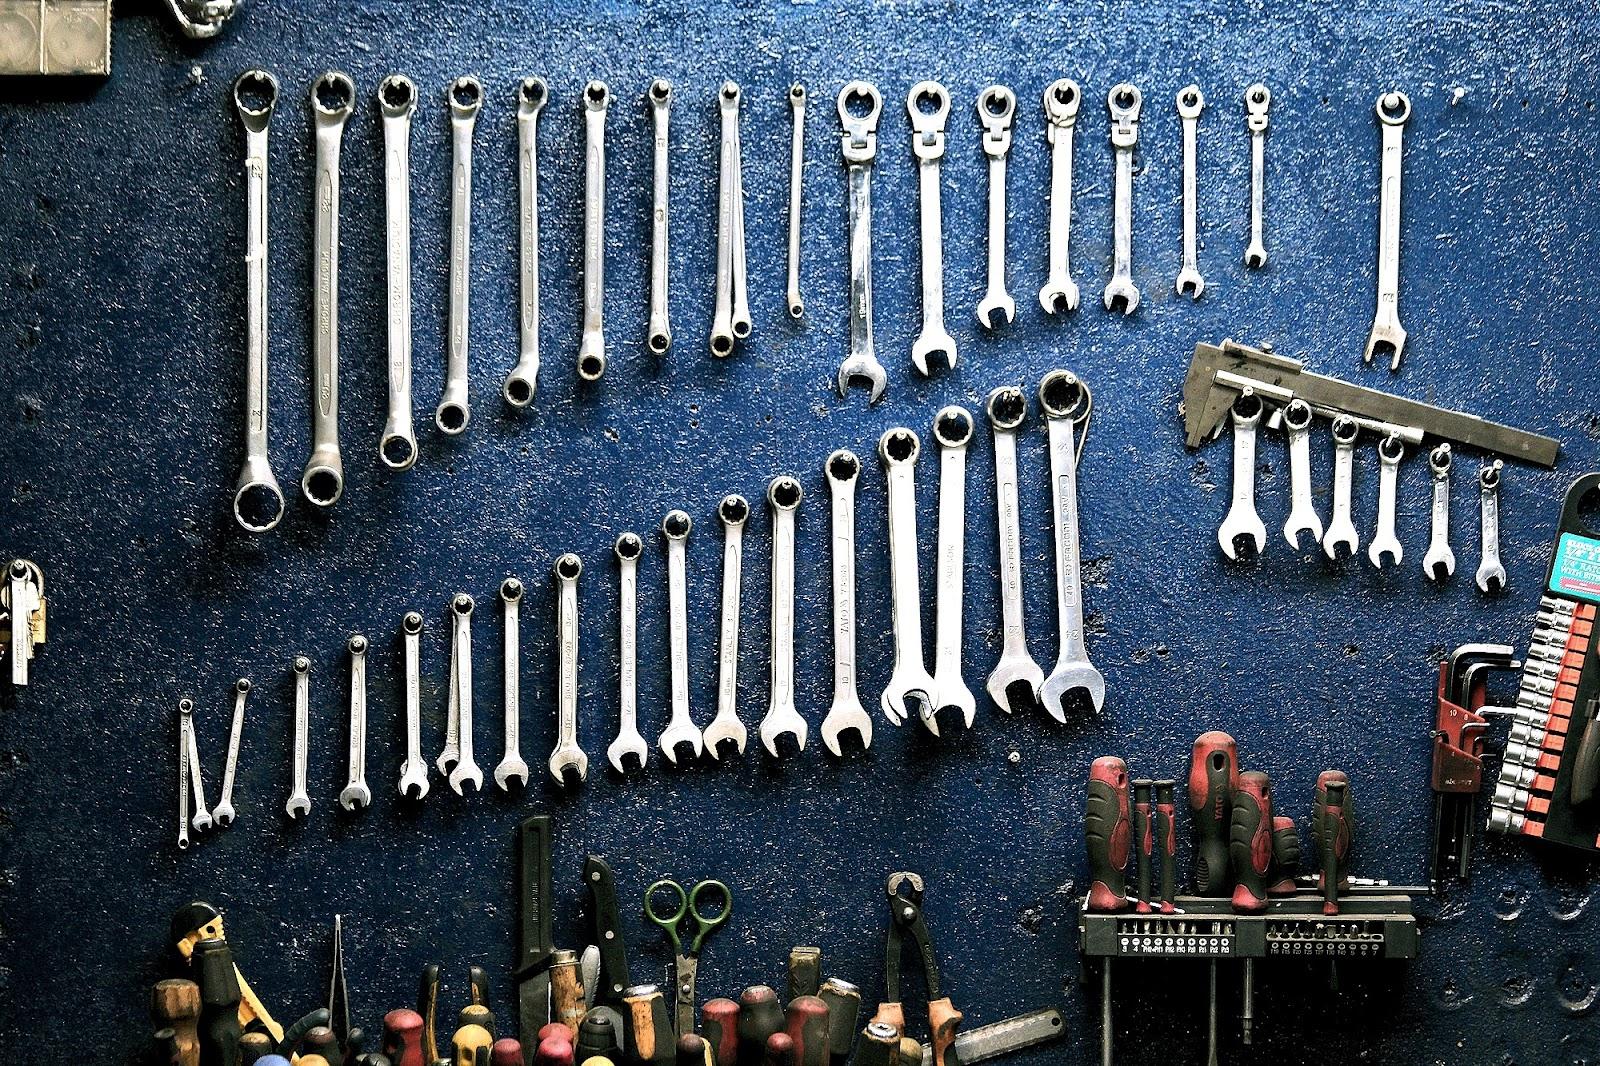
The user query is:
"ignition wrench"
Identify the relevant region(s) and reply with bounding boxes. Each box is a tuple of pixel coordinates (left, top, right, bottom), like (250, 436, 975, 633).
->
(378, 75, 419, 468)
(211, 678, 249, 827)
(985, 386, 1044, 713)
(609, 533, 649, 773)
(496, 578, 531, 790)
(822, 450, 872, 754)
(907, 81, 957, 374)
(761, 476, 808, 755)
(1217, 391, 1268, 560)
(705, 496, 750, 758)
(398, 611, 429, 799)
(1103, 83, 1142, 314)
(505, 76, 548, 407)
(1423, 444, 1456, 581)
(1040, 78, 1082, 314)
(976, 85, 1018, 330)
(287, 656, 311, 819)
(648, 79, 673, 355)
(931, 407, 977, 728)
(660, 511, 703, 763)
(579, 80, 611, 381)
(879, 428, 938, 732)
(339, 634, 371, 811)
(1175, 84, 1205, 298)
(1038, 370, 1105, 718)
(302, 71, 354, 508)
(1364, 91, 1411, 370)
(836, 81, 888, 403)
(551, 554, 588, 784)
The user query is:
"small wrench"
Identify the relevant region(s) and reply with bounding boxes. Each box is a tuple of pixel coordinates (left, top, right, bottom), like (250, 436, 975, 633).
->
(609, 533, 648, 773)
(578, 81, 611, 381)
(287, 656, 311, 819)
(1038, 371, 1106, 719)
(1040, 78, 1082, 314)
(985, 386, 1043, 714)
(907, 81, 956, 374)
(976, 85, 1017, 330)
(711, 81, 751, 356)
(1423, 444, 1456, 581)
(340, 634, 372, 811)
(180, 697, 211, 833)
(836, 81, 888, 404)
(505, 76, 547, 407)
(231, 70, 286, 532)
(378, 75, 419, 469)
(931, 407, 977, 729)
(1322, 416, 1362, 560)
(822, 450, 872, 755)
(436, 75, 481, 434)
(786, 83, 806, 320)
(1103, 83, 1142, 314)
(551, 554, 588, 785)
(1217, 391, 1268, 560)
(1476, 461, 1507, 593)
(302, 71, 354, 508)
(446, 593, 483, 794)
(211, 677, 249, 827)
(1281, 398, 1324, 549)
(761, 477, 808, 755)
(647, 79, 673, 356)
(1369, 434, 1405, 569)
(495, 578, 531, 790)
(398, 611, 429, 800)
(1244, 83, 1270, 269)
(1175, 85, 1205, 298)
(705, 496, 750, 758)
(660, 510, 703, 763)
(879, 428, 938, 732)
(1364, 91, 1411, 370)
(178, 699, 193, 849)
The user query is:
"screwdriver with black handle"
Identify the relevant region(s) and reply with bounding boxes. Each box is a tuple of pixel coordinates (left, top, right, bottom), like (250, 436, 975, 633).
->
(1085, 757, 1131, 913)
(1131, 780, 1154, 913)
(1188, 732, 1239, 896)
(1153, 780, 1177, 913)
(1314, 773, 1354, 915)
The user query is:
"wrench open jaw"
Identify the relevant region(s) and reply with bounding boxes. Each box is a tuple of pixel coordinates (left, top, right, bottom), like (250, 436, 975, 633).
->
(1217, 391, 1269, 561)
(837, 81, 889, 405)
(879, 429, 941, 734)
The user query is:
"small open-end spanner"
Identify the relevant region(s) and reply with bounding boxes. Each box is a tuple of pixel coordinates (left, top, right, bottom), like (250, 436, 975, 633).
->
(660, 511, 704, 763)
(287, 656, 311, 819)
(437, 76, 481, 435)
(787, 84, 807, 320)
(1038, 371, 1105, 719)
(930, 407, 976, 730)
(1217, 391, 1268, 560)
(711, 81, 751, 357)
(1281, 399, 1323, 549)
(976, 85, 1017, 330)
(609, 533, 649, 773)
(1423, 444, 1456, 581)
(907, 81, 956, 374)
(705, 496, 750, 758)
(1040, 78, 1082, 314)
(339, 634, 372, 811)
(1244, 83, 1271, 269)
(1103, 83, 1142, 314)
(378, 75, 419, 469)
(505, 76, 547, 407)
(836, 81, 888, 404)
(985, 386, 1043, 714)
(1322, 416, 1362, 560)
(1369, 434, 1405, 569)
(1175, 85, 1205, 298)
(1364, 91, 1411, 370)
(495, 578, 531, 790)
(1476, 461, 1507, 593)
(579, 81, 611, 381)
(822, 450, 872, 755)
(761, 477, 808, 756)
(179, 697, 211, 835)
(446, 593, 483, 794)
(879, 428, 938, 732)
(398, 611, 429, 799)
(551, 554, 588, 785)
(647, 79, 673, 356)
(302, 71, 354, 508)
(211, 678, 249, 827)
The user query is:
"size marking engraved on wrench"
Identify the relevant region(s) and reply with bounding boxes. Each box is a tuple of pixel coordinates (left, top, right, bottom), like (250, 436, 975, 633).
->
(976, 84, 1018, 330)
(711, 81, 751, 357)
(761, 477, 807, 756)
(579, 81, 611, 381)
(822, 451, 872, 755)
(437, 75, 481, 434)
(1218, 391, 1268, 560)
(339, 634, 371, 811)
(1281, 399, 1324, 549)
(836, 81, 888, 403)
(1476, 461, 1507, 593)
(287, 656, 311, 819)
(930, 407, 976, 730)
(1040, 79, 1082, 314)
(985, 386, 1044, 714)
(495, 579, 531, 790)
(446, 593, 482, 794)
(378, 75, 419, 468)
(505, 76, 547, 407)
(551, 554, 588, 784)
(1369, 433, 1405, 569)
(1364, 91, 1411, 370)
(1423, 444, 1456, 581)
(647, 79, 673, 355)
(706, 496, 750, 758)
(1039, 371, 1105, 718)
(398, 611, 429, 799)
(302, 71, 354, 508)
(879, 428, 938, 731)
(1103, 83, 1142, 314)
(1175, 85, 1205, 298)
(1244, 83, 1271, 269)
(786, 84, 807, 320)
(660, 510, 703, 763)
(211, 678, 249, 827)
(907, 81, 956, 374)
(609, 534, 648, 773)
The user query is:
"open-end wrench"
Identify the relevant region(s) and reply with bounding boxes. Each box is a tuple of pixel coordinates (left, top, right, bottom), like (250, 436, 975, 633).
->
(302, 71, 354, 508)
(907, 81, 956, 374)
(930, 407, 977, 730)
(1175, 85, 1205, 298)
(446, 593, 483, 794)
(822, 450, 872, 755)
(287, 656, 311, 819)
(705, 496, 750, 758)
(647, 79, 673, 356)
(660, 510, 703, 763)
(761, 476, 808, 756)
(976, 85, 1017, 330)
(377, 75, 419, 469)
(787, 83, 806, 320)
(836, 81, 888, 403)
(1040, 78, 1082, 314)
(1322, 416, 1362, 560)
(711, 81, 751, 356)
(1423, 444, 1456, 581)
(609, 533, 648, 773)
(1476, 461, 1507, 593)
(505, 76, 547, 408)
(1369, 434, 1405, 569)
(495, 578, 531, 790)
(579, 81, 611, 381)
(231, 70, 286, 532)
(181, 697, 211, 833)
(211, 678, 249, 827)
(1364, 91, 1411, 370)
(879, 428, 938, 732)
(551, 554, 588, 785)
(436, 75, 481, 435)
(340, 634, 372, 811)
(985, 386, 1043, 714)
(1104, 83, 1142, 314)
(178, 699, 192, 849)
(399, 611, 429, 799)
(1244, 83, 1270, 269)
(1217, 391, 1268, 560)
(1038, 371, 1106, 719)
(1282, 399, 1323, 549)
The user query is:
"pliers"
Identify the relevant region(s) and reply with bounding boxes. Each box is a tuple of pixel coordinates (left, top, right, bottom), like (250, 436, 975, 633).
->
(872, 872, 963, 1066)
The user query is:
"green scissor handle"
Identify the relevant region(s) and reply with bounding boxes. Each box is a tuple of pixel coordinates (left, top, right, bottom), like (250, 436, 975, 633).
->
(645, 878, 731, 956)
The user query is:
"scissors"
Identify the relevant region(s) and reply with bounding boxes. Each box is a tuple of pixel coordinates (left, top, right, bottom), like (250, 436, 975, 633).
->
(645, 878, 732, 1035)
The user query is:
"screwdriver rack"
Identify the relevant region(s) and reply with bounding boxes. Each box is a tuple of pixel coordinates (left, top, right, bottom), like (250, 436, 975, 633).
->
(1077, 894, 1420, 961)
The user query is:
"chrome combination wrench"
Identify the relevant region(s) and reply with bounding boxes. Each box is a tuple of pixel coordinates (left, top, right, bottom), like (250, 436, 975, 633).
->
(398, 611, 429, 799)
(1244, 83, 1271, 269)
(1369, 434, 1405, 569)
(378, 75, 419, 469)
(579, 81, 611, 381)
(495, 578, 531, 790)
(711, 81, 751, 357)
(660, 510, 703, 763)
(822, 450, 872, 755)
(1040, 78, 1082, 314)
(302, 71, 353, 508)
(609, 533, 648, 773)
(930, 407, 976, 729)
(985, 386, 1043, 714)
(705, 495, 750, 758)
(761, 477, 807, 756)
(339, 634, 371, 811)
(551, 554, 588, 784)
(1476, 461, 1507, 593)
(437, 75, 482, 435)
(211, 677, 249, 827)
(879, 428, 938, 732)
(786, 83, 807, 320)
(1364, 91, 1411, 370)
(1217, 391, 1268, 560)
(445, 593, 482, 794)
(1103, 83, 1142, 314)
(1175, 84, 1205, 298)
(286, 656, 311, 819)
(907, 81, 956, 375)
(647, 79, 673, 356)
(1322, 416, 1362, 560)
(976, 85, 1018, 330)
(505, 76, 547, 408)
(1281, 399, 1324, 549)
(836, 81, 888, 404)
(178, 699, 193, 849)
(1038, 371, 1105, 719)
(1423, 444, 1456, 582)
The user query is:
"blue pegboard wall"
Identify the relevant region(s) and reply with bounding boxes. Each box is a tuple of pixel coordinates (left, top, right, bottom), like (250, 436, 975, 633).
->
(2, 0, 1599, 1062)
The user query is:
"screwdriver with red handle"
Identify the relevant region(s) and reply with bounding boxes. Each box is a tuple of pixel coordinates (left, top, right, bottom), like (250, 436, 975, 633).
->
(1188, 732, 1240, 896)
(1085, 757, 1131, 912)
(1314, 772, 1354, 915)
(1131, 780, 1154, 913)
(1229, 771, 1274, 914)
(1153, 780, 1177, 913)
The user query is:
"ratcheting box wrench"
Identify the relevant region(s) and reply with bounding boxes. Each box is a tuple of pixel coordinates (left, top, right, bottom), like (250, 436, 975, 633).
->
(647, 79, 673, 356)
(1040, 78, 1082, 314)
(786, 83, 807, 320)
(1175, 85, 1205, 298)
(609, 533, 649, 773)
(1103, 83, 1142, 314)
(879, 428, 939, 733)
(761, 477, 807, 756)
(437, 75, 482, 435)
(398, 611, 429, 800)
(179, 698, 211, 836)
(976, 85, 1017, 330)
(706, 496, 750, 758)
(1364, 91, 1411, 370)
(711, 81, 751, 357)
(660, 511, 703, 763)
(496, 578, 531, 790)
(822, 450, 872, 754)
(551, 554, 588, 784)
(985, 386, 1043, 714)
(302, 71, 354, 508)
(907, 81, 956, 374)
(339, 634, 371, 811)
(505, 76, 548, 407)
(837, 81, 888, 403)
(930, 408, 976, 730)
(1038, 371, 1105, 718)
(579, 81, 611, 381)
(378, 75, 419, 469)
(1244, 83, 1270, 269)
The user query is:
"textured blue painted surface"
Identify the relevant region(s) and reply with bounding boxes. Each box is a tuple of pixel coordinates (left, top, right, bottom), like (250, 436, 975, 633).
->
(1, 1, 1599, 1062)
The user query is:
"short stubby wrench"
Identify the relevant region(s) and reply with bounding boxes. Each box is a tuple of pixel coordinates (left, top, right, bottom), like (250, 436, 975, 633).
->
(705, 496, 750, 758)
(495, 578, 531, 790)
(1040, 78, 1082, 314)
(578, 81, 611, 381)
(211, 678, 249, 827)
(178, 699, 193, 849)
(231, 71, 286, 532)
(181, 697, 211, 833)
(710, 81, 751, 357)
(822, 450, 872, 755)
(446, 593, 483, 794)
(976, 85, 1017, 330)
(378, 75, 419, 469)
(1476, 460, 1507, 593)
(1038, 371, 1106, 719)
(879, 428, 938, 731)
(786, 83, 806, 320)
(1423, 444, 1456, 581)
(1103, 83, 1142, 314)
(1364, 91, 1411, 370)
(1368, 434, 1405, 569)
(1244, 83, 1270, 269)
(1322, 416, 1362, 560)
(435, 75, 481, 434)
(340, 634, 372, 811)
(761, 477, 808, 755)
(907, 81, 957, 374)
(1175, 84, 1205, 298)
(647, 79, 673, 356)
(1217, 391, 1268, 560)
(985, 386, 1044, 713)
(660, 510, 703, 763)
(609, 533, 649, 773)
(505, 76, 547, 407)
(287, 656, 311, 819)
(1281, 398, 1324, 549)
(930, 407, 977, 730)
(302, 71, 354, 508)
(398, 611, 429, 799)
(551, 554, 588, 785)
(836, 81, 888, 404)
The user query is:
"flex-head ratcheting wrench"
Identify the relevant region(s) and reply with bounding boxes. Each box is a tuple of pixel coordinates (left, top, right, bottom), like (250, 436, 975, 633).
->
(1281, 399, 1324, 549)
(1175, 85, 1205, 298)
(907, 81, 956, 374)
(985, 386, 1043, 714)
(378, 75, 419, 469)
(609, 534, 649, 773)
(1244, 83, 1270, 269)
(398, 611, 429, 799)
(1476, 461, 1506, 593)
(836, 82, 888, 403)
(551, 554, 588, 784)
(660, 511, 704, 763)
(211, 678, 249, 827)
(822, 451, 872, 755)
(231, 71, 286, 532)
(705, 496, 750, 758)
(1368, 434, 1405, 569)
(1217, 391, 1268, 560)
(1423, 444, 1455, 581)
(505, 77, 547, 407)
(286, 656, 311, 819)
(496, 579, 531, 790)
(436, 76, 481, 434)
(1322, 416, 1362, 560)
(761, 477, 808, 755)
(930, 407, 977, 729)
(711, 82, 751, 357)
(1104, 84, 1142, 314)
(879, 428, 938, 732)
(647, 79, 673, 356)
(579, 81, 611, 381)
(1038, 371, 1106, 718)
(302, 71, 354, 508)
(1364, 91, 1411, 370)
(976, 85, 1017, 330)
(1041, 79, 1082, 313)
(787, 84, 806, 320)
(446, 594, 483, 794)
(340, 634, 371, 811)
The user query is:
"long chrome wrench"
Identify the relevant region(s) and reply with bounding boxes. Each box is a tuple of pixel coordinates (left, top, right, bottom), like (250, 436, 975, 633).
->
(609, 534, 648, 773)
(436, 76, 481, 434)
(551, 554, 588, 784)
(711, 82, 750, 356)
(178, 699, 193, 849)
(495, 579, 531, 790)
(1103, 84, 1142, 314)
(976, 85, 1017, 330)
(179, 697, 210, 836)
(211, 678, 250, 827)
(302, 71, 353, 508)
(1244, 83, 1270, 269)
(985, 387, 1043, 714)
(398, 611, 428, 799)
(446, 593, 482, 794)
(836, 82, 888, 403)
(647, 79, 673, 355)
(907, 81, 956, 374)
(287, 656, 311, 818)
(879, 428, 938, 732)
(339, 634, 371, 811)
(1364, 91, 1411, 370)
(705, 496, 750, 758)
(761, 478, 807, 756)
(930, 407, 976, 727)
(579, 81, 611, 381)
(660, 511, 703, 762)
(505, 77, 547, 407)
(1038, 371, 1105, 718)
(1175, 85, 1205, 298)
(822, 451, 872, 754)
(1040, 79, 1081, 314)
(377, 75, 419, 469)
(786, 84, 806, 319)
